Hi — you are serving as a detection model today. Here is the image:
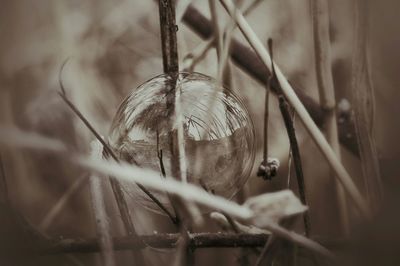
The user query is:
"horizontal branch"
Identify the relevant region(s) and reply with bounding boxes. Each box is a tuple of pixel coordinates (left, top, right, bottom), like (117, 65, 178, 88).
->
(182, 5, 359, 156)
(42, 233, 343, 254)
(44, 233, 268, 253)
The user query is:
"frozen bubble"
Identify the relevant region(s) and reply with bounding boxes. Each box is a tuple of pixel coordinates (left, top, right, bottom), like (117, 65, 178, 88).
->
(108, 72, 255, 214)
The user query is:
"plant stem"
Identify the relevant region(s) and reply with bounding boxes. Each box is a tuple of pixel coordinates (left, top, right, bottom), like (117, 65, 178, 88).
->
(279, 96, 311, 237)
(219, 0, 370, 218)
(158, 1, 194, 265)
(42, 233, 341, 254)
(311, 0, 350, 234)
(208, 0, 222, 63)
(89, 144, 116, 266)
(39, 174, 89, 231)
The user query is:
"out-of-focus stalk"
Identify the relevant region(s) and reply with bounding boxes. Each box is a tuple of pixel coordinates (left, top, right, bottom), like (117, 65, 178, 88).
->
(310, 0, 350, 234)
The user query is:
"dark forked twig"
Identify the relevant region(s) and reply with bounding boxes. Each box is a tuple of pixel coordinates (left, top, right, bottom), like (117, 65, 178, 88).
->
(279, 96, 311, 237)
(266, 39, 311, 236)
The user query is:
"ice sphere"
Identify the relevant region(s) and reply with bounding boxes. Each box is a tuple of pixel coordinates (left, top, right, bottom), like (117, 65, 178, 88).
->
(108, 72, 255, 214)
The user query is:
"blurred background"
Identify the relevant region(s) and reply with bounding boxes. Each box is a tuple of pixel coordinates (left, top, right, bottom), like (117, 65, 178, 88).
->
(0, 0, 400, 265)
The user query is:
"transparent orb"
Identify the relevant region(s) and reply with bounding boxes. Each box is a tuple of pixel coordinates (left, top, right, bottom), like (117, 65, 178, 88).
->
(108, 72, 255, 214)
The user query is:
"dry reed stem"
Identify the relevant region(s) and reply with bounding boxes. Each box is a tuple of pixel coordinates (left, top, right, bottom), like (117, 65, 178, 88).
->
(311, 0, 350, 234)
(219, 0, 370, 218)
(89, 142, 116, 266)
(208, 0, 222, 62)
(39, 174, 89, 231)
(182, 38, 214, 71)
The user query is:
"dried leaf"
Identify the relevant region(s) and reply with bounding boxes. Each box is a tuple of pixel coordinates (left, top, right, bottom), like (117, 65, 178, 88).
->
(244, 190, 308, 227)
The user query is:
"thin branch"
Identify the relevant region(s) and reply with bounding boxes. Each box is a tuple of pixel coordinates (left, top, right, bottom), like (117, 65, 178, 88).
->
(208, 0, 222, 62)
(159, 0, 179, 76)
(270, 39, 311, 236)
(42, 233, 341, 254)
(255, 235, 276, 266)
(218, 0, 370, 218)
(42, 231, 336, 262)
(257, 39, 276, 181)
(182, 37, 214, 72)
(263, 68, 270, 166)
(157, 130, 180, 225)
(217, 0, 245, 86)
(89, 175, 116, 266)
(181, 4, 360, 156)
(264, 223, 335, 261)
(39, 174, 89, 231)
(311, 0, 350, 234)
(279, 95, 311, 237)
(44, 233, 269, 253)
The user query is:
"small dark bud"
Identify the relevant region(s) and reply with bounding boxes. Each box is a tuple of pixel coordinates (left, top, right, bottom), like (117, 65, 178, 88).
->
(257, 158, 280, 180)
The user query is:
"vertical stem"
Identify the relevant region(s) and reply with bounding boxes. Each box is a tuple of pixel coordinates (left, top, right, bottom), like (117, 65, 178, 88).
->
(104, 155, 147, 266)
(158, 1, 194, 265)
(159, 0, 179, 76)
(311, 0, 350, 234)
(40, 174, 89, 230)
(89, 175, 115, 266)
(351, 0, 383, 210)
(263, 88, 270, 164)
(279, 96, 311, 237)
(90, 143, 116, 266)
(209, 0, 222, 62)
(159, 0, 183, 182)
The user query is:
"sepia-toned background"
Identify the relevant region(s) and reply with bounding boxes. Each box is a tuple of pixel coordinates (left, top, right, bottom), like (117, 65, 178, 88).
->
(1, 0, 400, 265)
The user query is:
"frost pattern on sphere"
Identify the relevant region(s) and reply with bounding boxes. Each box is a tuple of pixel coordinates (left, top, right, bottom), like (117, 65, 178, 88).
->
(108, 72, 255, 214)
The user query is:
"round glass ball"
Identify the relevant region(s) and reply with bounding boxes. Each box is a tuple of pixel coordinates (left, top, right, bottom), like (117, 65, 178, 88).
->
(108, 72, 255, 214)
